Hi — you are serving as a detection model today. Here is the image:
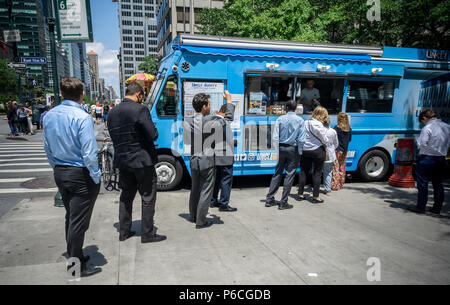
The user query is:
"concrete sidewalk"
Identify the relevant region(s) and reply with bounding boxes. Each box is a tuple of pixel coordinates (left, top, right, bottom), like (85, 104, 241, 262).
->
(0, 180, 449, 285)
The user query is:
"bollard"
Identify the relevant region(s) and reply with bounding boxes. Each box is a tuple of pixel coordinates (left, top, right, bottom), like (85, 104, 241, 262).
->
(388, 138, 415, 188)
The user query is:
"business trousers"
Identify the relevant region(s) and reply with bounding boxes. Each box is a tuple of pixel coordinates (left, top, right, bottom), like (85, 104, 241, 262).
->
(211, 165, 233, 207)
(298, 147, 326, 198)
(189, 167, 215, 226)
(119, 166, 157, 240)
(416, 155, 446, 212)
(266, 145, 299, 205)
(54, 166, 100, 262)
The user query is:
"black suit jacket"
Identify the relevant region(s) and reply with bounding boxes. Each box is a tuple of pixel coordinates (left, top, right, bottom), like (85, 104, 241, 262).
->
(107, 98, 158, 169)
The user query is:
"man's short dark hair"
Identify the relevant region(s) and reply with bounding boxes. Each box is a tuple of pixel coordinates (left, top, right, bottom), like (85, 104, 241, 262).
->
(126, 82, 144, 96)
(60, 78, 84, 101)
(285, 100, 297, 112)
(419, 108, 437, 122)
(192, 93, 210, 113)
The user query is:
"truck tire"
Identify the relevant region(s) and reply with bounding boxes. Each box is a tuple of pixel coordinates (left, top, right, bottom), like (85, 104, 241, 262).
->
(358, 150, 390, 182)
(155, 154, 183, 191)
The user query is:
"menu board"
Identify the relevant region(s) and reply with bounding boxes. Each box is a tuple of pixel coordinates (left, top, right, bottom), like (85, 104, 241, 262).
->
(184, 81, 225, 118)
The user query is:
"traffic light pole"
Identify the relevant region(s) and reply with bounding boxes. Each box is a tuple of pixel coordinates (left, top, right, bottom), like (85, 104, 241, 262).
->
(47, 17, 60, 105)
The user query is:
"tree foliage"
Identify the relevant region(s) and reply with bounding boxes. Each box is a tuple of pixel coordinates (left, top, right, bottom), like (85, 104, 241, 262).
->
(138, 55, 161, 75)
(197, 0, 450, 49)
(0, 59, 18, 96)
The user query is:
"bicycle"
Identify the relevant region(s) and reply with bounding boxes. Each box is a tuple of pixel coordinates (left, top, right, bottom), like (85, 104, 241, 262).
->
(98, 137, 120, 191)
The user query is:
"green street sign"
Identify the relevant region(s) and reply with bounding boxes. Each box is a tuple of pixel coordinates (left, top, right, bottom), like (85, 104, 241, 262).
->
(53, 0, 93, 43)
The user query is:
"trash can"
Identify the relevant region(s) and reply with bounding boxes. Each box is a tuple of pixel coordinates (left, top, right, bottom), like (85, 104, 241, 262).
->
(388, 138, 415, 188)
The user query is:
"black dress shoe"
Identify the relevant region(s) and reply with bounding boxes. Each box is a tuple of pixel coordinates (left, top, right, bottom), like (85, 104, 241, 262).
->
(265, 200, 276, 207)
(80, 266, 102, 277)
(210, 202, 220, 208)
(196, 221, 213, 229)
(428, 208, 441, 215)
(408, 206, 425, 214)
(119, 231, 136, 241)
(278, 203, 293, 210)
(141, 234, 167, 243)
(219, 205, 237, 212)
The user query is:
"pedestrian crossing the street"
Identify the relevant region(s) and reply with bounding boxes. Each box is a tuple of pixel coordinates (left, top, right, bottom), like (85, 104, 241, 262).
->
(0, 142, 57, 195)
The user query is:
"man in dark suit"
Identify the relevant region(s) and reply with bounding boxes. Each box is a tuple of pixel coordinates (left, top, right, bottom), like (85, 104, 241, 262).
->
(210, 104, 237, 212)
(183, 91, 234, 229)
(107, 83, 166, 243)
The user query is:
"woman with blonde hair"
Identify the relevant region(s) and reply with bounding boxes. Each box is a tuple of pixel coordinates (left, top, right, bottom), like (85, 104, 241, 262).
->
(297, 106, 329, 203)
(332, 112, 352, 190)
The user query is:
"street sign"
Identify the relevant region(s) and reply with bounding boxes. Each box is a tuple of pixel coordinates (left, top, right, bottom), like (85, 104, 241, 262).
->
(21, 57, 47, 64)
(7, 62, 26, 69)
(3, 30, 20, 43)
(54, 0, 93, 43)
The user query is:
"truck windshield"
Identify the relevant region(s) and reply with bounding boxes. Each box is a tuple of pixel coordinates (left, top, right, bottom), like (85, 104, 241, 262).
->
(145, 71, 166, 109)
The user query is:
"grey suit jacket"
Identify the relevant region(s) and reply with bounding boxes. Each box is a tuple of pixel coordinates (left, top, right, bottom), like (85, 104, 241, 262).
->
(183, 103, 235, 171)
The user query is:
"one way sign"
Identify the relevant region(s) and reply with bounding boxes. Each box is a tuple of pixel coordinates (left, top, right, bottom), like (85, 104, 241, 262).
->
(7, 62, 26, 69)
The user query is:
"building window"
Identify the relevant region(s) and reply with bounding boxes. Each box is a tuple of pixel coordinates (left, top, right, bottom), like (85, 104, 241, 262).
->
(123, 29, 132, 34)
(346, 80, 395, 113)
(194, 8, 203, 24)
(123, 43, 133, 49)
(135, 50, 145, 55)
(124, 57, 134, 61)
(176, 7, 190, 23)
(145, 6, 154, 11)
(123, 36, 133, 41)
(134, 30, 144, 35)
(145, 13, 154, 18)
(122, 20, 132, 26)
(121, 4, 131, 9)
(135, 44, 144, 49)
(134, 12, 143, 17)
(125, 70, 134, 75)
(133, 5, 142, 10)
(135, 37, 144, 42)
(134, 21, 143, 26)
(122, 11, 131, 17)
(144, 0, 154, 4)
(123, 50, 133, 55)
(124, 63, 134, 68)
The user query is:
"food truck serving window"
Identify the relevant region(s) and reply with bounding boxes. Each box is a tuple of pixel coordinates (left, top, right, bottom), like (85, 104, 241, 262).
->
(244, 75, 345, 115)
(346, 80, 395, 113)
(246, 75, 295, 115)
(156, 75, 178, 116)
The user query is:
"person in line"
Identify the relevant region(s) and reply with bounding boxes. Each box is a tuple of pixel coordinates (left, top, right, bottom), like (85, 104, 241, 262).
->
(409, 109, 450, 214)
(40, 106, 51, 128)
(6, 102, 19, 137)
(102, 102, 110, 127)
(297, 79, 321, 113)
(25, 101, 34, 135)
(297, 106, 330, 203)
(184, 91, 234, 229)
(43, 77, 102, 277)
(332, 112, 352, 191)
(265, 100, 306, 209)
(322, 117, 339, 195)
(108, 83, 166, 243)
(94, 103, 103, 124)
(81, 100, 90, 114)
(210, 103, 237, 212)
(17, 104, 30, 135)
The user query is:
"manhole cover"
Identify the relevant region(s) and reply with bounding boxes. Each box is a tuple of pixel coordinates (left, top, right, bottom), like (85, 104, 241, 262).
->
(21, 177, 56, 189)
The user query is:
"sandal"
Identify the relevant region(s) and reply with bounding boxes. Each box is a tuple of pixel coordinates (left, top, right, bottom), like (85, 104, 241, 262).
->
(296, 195, 306, 201)
(312, 198, 324, 203)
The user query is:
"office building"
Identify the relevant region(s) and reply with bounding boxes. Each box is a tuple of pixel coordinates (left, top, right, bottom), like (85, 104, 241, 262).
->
(113, 0, 158, 95)
(155, 0, 226, 57)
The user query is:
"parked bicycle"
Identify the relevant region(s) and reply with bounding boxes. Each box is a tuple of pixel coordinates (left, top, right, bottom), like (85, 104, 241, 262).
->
(98, 137, 120, 191)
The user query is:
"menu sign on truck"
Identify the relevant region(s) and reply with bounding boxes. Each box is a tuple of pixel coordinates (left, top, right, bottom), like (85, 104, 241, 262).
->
(54, 0, 93, 43)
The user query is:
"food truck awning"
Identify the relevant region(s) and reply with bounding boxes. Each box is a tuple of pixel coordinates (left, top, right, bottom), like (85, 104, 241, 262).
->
(178, 45, 372, 63)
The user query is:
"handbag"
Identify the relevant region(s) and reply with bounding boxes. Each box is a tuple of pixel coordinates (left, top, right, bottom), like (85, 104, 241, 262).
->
(307, 120, 330, 161)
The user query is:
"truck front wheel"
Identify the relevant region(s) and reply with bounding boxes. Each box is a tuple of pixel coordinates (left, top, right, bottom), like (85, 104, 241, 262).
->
(358, 150, 390, 181)
(155, 155, 183, 191)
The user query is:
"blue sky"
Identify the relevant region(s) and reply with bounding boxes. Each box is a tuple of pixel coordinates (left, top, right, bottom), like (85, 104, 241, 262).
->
(86, 0, 121, 97)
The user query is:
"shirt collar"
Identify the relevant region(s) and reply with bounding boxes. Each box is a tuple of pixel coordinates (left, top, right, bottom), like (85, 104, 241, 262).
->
(426, 119, 440, 126)
(286, 111, 296, 116)
(62, 100, 84, 111)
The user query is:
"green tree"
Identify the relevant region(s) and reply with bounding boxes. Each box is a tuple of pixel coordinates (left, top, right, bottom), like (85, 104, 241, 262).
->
(0, 59, 18, 96)
(138, 55, 161, 75)
(198, 0, 450, 49)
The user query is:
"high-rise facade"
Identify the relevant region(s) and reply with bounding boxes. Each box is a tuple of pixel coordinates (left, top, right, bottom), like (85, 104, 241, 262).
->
(155, 0, 226, 57)
(114, 0, 158, 96)
(87, 50, 100, 100)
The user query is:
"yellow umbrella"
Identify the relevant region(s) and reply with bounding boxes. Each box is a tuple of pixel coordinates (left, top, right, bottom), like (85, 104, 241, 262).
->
(125, 73, 155, 88)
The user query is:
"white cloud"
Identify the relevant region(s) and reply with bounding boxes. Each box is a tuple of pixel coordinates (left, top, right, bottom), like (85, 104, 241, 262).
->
(86, 42, 120, 98)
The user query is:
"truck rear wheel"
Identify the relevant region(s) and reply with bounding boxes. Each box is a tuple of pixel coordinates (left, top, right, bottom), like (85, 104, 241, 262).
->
(358, 150, 390, 181)
(156, 154, 183, 191)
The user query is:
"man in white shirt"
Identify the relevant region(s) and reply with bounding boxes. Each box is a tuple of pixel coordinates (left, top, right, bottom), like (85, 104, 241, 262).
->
(409, 109, 450, 215)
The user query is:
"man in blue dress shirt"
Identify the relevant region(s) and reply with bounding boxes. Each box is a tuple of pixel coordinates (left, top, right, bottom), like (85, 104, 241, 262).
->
(265, 100, 306, 210)
(43, 77, 102, 277)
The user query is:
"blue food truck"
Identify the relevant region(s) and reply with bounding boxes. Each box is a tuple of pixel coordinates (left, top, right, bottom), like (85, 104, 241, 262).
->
(145, 35, 449, 190)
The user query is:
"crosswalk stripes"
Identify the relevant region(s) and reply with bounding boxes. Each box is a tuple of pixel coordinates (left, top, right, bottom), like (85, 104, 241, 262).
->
(0, 142, 56, 195)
